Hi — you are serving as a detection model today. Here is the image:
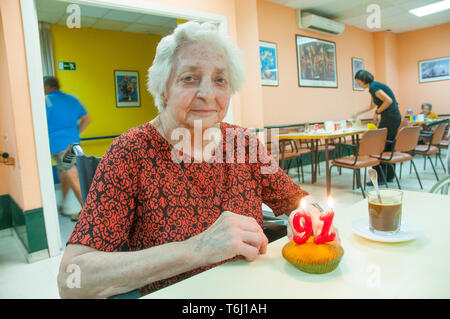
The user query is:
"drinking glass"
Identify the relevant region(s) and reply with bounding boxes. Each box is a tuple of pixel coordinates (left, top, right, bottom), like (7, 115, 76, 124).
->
(367, 189, 403, 235)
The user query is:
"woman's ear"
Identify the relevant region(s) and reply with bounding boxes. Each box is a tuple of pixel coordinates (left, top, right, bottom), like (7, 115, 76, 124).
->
(161, 93, 168, 106)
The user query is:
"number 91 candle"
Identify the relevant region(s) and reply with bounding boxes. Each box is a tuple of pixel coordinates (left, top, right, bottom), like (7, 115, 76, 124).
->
(282, 197, 344, 274)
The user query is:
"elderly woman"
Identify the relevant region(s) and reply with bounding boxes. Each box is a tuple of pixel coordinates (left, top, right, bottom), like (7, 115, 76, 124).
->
(57, 22, 329, 299)
(419, 103, 439, 120)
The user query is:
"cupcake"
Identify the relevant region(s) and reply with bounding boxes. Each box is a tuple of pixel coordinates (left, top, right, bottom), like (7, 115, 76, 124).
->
(282, 236, 344, 274)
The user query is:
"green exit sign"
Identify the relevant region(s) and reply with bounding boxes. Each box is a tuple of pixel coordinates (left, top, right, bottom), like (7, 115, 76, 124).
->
(58, 61, 76, 71)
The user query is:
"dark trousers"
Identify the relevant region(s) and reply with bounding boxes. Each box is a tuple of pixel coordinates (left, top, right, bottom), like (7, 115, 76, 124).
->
(373, 113, 401, 181)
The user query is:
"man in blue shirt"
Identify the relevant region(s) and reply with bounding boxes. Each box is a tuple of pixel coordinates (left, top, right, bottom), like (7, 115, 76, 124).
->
(44, 76, 91, 221)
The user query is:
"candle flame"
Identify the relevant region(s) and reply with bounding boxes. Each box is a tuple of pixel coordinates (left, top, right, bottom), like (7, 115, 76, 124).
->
(301, 198, 307, 210)
(328, 197, 334, 209)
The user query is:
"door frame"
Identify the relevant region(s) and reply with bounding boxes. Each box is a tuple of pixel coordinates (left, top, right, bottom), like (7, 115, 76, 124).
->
(20, 0, 232, 257)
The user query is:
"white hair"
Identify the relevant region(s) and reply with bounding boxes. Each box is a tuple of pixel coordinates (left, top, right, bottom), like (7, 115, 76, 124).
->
(147, 21, 245, 112)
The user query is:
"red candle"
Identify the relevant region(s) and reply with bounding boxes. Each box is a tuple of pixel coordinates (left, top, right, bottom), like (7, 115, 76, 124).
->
(292, 212, 312, 245)
(313, 197, 336, 244)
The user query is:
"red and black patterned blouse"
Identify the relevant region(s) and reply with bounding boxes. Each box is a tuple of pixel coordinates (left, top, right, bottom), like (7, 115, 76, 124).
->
(68, 121, 308, 296)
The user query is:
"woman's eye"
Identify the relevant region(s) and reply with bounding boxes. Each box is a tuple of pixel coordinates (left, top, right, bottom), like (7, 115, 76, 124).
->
(183, 76, 194, 82)
(216, 77, 226, 84)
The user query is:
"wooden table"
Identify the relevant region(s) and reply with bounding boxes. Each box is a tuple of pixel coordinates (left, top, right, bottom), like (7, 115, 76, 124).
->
(410, 120, 432, 126)
(277, 128, 367, 197)
(142, 191, 450, 299)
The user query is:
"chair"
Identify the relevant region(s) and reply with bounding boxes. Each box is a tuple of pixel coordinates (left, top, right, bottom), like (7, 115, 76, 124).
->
(435, 123, 449, 169)
(68, 143, 102, 205)
(429, 175, 450, 195)
(330, 128, 388, 198)
(267, 128, 310, 183)
(372, 126, 423, 190)
(414, 124, 447, 181)
(269, 137, 308, 183)
(314, 139, 336, 176)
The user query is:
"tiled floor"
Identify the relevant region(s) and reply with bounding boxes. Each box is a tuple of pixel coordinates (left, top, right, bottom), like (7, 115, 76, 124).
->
(0, 150, 447, 298)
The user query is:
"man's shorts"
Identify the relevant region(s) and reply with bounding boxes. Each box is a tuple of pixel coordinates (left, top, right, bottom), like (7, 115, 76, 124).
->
(52, 150, 76, 175)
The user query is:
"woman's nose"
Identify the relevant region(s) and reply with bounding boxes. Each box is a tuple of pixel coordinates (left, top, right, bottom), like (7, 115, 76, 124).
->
(197, 78, 214, 101)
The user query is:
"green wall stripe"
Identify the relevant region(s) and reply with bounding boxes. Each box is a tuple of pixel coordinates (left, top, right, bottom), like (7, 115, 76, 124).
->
(2, 195, 47, 253)
(0, 194, 12, 231)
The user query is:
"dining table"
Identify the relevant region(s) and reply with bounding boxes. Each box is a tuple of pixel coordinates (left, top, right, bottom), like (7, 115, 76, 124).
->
(141, 190, 450, 299)
(277, 127, 368, 197)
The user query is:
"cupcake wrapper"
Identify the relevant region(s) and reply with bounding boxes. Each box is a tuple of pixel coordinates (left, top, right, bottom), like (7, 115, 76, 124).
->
(288, 254, 344, 274)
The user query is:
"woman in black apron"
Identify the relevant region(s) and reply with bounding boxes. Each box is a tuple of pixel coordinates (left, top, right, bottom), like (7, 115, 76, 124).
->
(353, 70, 402, 184)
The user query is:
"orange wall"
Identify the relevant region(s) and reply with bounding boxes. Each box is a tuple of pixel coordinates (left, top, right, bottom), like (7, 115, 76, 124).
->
(235, 0, 264, 128)
(256, 0, 376, 126)
(397, 23, 450, 116)
(0, 0, 42, 210)
(374, 31, 400, 100)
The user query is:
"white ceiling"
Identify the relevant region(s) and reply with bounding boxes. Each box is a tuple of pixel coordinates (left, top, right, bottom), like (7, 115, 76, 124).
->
(36, 0, 178, 36)
(266, 0, 450, 33)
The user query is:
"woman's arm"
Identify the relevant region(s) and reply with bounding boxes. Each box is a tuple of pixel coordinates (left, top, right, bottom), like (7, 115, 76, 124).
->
(58, 211, 268, 299)
(58, 240, 200, 299)
(353, 97, 376, 118)
(374, 90, 393, 114)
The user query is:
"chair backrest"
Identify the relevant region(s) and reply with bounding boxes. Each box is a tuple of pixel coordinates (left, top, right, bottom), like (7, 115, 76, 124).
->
(431, 124, 446, 145)
(69, 143, 102, 205)
(358, 128, 387, 156)
(394, 126, 421, 152)
(76, 155, 102, 205)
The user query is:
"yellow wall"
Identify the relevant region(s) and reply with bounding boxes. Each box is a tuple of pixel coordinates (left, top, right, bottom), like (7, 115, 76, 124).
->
(51, 24, 162, 157)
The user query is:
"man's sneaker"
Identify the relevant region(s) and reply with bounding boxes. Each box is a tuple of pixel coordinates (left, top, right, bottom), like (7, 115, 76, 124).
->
(70, 213, 80, 222)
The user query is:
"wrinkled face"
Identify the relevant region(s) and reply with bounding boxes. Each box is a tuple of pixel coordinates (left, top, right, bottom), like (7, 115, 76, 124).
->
(162, 40, 232, 130)
(422, 106, 431, 115)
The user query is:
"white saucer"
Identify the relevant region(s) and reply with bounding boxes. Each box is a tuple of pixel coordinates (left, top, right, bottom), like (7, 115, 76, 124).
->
(351, 216, 422, 243)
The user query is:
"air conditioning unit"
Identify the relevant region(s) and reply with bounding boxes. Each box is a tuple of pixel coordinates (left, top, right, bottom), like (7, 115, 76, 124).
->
(297, 10, 345, 36)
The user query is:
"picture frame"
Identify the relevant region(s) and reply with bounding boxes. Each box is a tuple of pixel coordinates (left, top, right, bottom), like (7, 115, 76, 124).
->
(259, 41, 279, 86)
(114, 70, 140, 107)
(418, 56, 450, 83)
(296, 35, 338, 88)
(352, 57, 364, 91)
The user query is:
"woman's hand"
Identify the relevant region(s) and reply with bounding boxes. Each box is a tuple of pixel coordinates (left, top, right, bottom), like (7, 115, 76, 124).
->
(190, 211, 269, 265)
(373, 111, 379, 125)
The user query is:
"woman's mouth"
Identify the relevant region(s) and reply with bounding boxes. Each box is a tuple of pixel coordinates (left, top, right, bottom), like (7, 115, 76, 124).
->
(191, 109, 216, 115)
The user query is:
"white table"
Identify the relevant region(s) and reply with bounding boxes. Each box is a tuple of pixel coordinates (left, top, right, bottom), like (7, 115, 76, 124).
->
(142, 191, 450, 299)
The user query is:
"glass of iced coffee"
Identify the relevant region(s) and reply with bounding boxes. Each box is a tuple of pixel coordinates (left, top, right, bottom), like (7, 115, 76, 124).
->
(367, 189, 403, 235)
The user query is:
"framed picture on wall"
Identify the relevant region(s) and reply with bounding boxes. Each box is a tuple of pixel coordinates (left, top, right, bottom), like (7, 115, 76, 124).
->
(352, 57, 364, 91)
(418, 56, 450, 83)
(259, 41, 279, 86)
(296, 35, 338, 88)
(114, 70, 140, 107)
